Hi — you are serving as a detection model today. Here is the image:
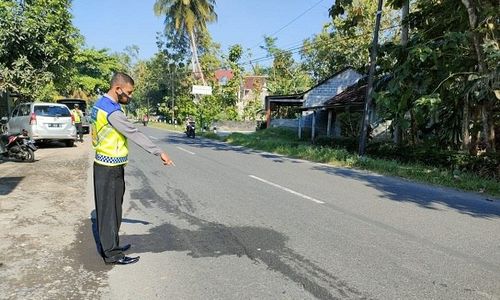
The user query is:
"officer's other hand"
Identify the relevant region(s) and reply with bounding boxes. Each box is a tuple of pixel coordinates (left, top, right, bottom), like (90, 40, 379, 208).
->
(160, 152, 175, 166)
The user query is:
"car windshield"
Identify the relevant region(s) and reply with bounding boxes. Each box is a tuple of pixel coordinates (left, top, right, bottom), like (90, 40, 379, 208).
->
(34, 105, 71, 117)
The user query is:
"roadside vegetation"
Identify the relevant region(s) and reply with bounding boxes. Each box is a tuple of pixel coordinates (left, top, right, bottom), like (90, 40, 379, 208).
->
(201, 128, 500, 198)
(1, 0, 497, 196)
(147, 121, 184, 133)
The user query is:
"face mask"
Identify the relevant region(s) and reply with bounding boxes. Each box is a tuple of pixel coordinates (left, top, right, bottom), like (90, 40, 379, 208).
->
(118, 88, 132, 105)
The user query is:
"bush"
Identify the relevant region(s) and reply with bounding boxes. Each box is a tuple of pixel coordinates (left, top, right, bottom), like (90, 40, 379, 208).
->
(228, 128, 499, 181)
(453, 152, 500, 180)
(314, 136, 359, 151)
(365, 141, 500, 180)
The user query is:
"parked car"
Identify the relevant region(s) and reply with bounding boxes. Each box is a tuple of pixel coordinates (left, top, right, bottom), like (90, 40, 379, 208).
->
(56, 98, 90, 134)
(7, 102, 77, 147)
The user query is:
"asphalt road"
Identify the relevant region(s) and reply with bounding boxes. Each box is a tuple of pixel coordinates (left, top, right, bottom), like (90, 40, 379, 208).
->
(99, 126, 500, 299)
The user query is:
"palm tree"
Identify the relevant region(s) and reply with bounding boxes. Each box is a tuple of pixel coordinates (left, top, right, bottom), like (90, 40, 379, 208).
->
(154, 0, 217, 85)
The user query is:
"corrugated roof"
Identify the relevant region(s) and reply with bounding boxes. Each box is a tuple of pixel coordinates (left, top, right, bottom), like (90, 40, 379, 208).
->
(324, 84, 367, 107)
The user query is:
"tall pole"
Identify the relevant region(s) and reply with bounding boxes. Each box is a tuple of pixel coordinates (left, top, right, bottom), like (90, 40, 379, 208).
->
(358, 0, 384, 156)
(170, 67, 175, 125)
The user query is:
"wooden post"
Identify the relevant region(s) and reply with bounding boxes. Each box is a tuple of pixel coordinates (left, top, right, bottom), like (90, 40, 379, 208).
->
(298, 113, 302, 139)
(266, 103, 272, 128)
(311, 111, 316, 142)
(327, 110, 333, 137)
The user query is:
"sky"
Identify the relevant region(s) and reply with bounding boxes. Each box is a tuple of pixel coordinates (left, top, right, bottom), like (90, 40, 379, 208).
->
(72, 0, 332, 63)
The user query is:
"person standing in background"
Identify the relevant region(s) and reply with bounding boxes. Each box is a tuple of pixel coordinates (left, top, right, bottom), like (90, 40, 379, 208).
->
(72, 104, 84, 142)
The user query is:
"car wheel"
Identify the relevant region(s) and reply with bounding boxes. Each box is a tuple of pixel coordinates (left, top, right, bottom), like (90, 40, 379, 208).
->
(65, 140, 74, 147)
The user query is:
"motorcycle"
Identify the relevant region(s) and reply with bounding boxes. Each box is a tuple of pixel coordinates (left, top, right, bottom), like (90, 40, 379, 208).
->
(0, 116, 7, 134)
(185, 121, 196, 138)
(0, 130, 37, 162)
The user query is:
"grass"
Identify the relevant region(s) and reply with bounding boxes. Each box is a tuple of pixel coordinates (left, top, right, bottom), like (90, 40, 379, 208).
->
(201, 128, 500, 198)
(147, 121, 184, 132)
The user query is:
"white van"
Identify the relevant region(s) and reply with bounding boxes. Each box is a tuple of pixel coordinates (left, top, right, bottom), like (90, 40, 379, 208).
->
(7, 102, 77, 147)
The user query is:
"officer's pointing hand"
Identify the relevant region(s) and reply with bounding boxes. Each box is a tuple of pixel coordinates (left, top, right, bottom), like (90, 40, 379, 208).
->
(160, 152, 174, 166)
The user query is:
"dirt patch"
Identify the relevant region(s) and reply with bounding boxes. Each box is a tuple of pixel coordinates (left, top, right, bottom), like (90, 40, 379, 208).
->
(0, 140, 109, 299)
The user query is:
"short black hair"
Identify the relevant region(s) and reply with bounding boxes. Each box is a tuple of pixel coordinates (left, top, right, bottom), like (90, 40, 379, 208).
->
(110, 72, 135, 87)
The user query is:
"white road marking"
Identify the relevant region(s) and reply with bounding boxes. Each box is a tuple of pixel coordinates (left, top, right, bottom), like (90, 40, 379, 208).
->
(176, 147, 195, 155)
(149, 136, 158, 140)
(249, 175, 325, 204)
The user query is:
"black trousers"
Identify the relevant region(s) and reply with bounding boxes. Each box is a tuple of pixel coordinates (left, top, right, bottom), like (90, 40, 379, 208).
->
(75, 122, 83, 141)
(93, 162, 125, 262)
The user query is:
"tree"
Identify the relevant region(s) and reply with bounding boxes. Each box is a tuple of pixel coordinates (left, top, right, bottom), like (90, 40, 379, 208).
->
(375, 0, 498, 153)
(302, 0, 399, 82)
(67, 48, 127, 100)
(153, 0, 217, 85)
(460, 0, 498, 152)
(262, 36, 312, 95)
(0, 0, 79, 101)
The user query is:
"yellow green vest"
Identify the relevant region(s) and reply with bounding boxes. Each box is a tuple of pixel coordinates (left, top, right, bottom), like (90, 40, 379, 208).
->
(90, 96, 128, 166)
(72, 109, 81, 123)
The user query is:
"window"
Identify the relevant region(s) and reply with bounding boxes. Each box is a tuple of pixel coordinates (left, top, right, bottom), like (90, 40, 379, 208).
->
(220, 76, 228, 85)
(19, 104, 30, 116)
(11, 107, 19, 118)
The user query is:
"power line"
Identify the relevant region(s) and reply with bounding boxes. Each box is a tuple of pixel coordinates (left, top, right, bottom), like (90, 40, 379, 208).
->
(247, 24, 400, 65)
(248, 0, 328, 51)
(159, 24, 401, 78)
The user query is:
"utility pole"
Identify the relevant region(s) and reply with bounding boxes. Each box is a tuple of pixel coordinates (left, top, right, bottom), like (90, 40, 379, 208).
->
(359, 0, 384, 156)
(170, 66, 175, 126)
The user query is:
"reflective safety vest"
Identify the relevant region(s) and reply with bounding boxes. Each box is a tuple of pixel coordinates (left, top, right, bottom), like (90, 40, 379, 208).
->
(91, 96, 128, 166)
(72, 109, 81, 123)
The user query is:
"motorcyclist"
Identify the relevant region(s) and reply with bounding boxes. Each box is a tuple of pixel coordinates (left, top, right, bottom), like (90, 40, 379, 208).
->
(185, 117, 193, 131)
(185, 117, 195, 138)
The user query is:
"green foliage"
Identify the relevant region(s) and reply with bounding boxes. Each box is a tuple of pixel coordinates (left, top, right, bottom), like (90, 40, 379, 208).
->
(153, 0, 217, 36)
(67, 48, 126, 99)
(303, 0, 399, 81)
(0, 0, 79, 101)
(337, 112, 363, 137)
(374, 0, 498, 151)
(219, 128, 500, 196)
(261, 36, 312, 95)
(154, 0, 217, 85)
(364, 141, 500, 180)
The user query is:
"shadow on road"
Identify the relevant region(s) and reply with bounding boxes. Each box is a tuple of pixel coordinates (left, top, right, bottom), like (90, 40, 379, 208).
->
(117, 166, 368, 300)
(35, 141, 73, 148)
(0, 176, 24, 195)
(312, 165, 500, 219)
(88, 210, 151, 258)
(165, 134, 303, 164)
(165, 133, 500, 219)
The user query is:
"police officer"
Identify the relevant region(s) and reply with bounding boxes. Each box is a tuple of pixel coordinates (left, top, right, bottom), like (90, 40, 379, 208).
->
(72, 104, 84, 142)
(91, 72, 174, 265)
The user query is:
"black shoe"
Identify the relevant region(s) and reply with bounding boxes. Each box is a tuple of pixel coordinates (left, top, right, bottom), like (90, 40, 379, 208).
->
(119, 244, 131, 252)
(105, 256, 140, 265)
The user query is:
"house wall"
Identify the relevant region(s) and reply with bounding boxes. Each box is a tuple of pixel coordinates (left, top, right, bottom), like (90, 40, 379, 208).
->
(300, 110, 330, 136)
(270, 118, 299, 129)
(237, 77, 268, 118)
(303, 69, 363, 108)
(300, 69, 363, 134)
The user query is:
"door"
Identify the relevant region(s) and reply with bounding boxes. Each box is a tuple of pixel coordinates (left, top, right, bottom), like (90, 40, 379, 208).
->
(17, 104, 31, 133)
(7, 105, 20, 133)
